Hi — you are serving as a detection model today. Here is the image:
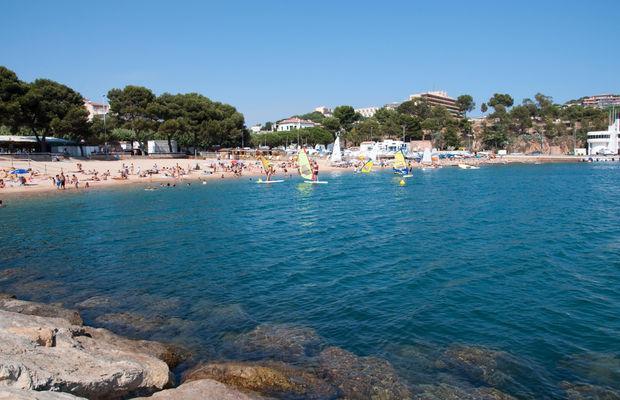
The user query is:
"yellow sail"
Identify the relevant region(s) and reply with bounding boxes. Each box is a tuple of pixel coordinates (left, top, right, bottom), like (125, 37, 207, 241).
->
(260, 156, 271, 172)
(394, 151, 407, 170)
(297, 149, 313, 180)
(361, 160, 373, 173)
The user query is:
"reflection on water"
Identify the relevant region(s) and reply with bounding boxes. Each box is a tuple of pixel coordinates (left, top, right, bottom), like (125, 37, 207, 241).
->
(1, 163, 620, 399)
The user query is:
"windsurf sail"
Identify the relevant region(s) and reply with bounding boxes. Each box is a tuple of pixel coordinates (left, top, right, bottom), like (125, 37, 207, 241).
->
(393, 150, 408, 174)
(330, 136, 342, 164)
(421, 149, 432, 164)
(361, 160, 373, 173)
(260, 156, 271, 172)
(297, 149, 313, 180)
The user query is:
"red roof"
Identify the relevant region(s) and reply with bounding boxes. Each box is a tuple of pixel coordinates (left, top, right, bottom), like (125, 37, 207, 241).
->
(278, 117, 316, 125)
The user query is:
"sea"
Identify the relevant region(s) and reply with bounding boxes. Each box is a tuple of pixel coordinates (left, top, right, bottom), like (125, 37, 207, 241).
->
(1, 163, 619, 399)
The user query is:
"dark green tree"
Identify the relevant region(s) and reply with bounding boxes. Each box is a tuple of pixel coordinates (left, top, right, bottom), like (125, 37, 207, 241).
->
(456, 94, 476, 115)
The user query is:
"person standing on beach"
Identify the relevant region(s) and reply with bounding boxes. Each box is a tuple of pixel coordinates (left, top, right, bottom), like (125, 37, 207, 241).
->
(60, 173, 66, 189)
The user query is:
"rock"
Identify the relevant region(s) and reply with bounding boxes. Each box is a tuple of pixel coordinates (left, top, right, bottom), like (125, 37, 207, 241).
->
(131, 379, 270, 399)
(0, 298, 82, 326)
(561, 381, 620, 400)
(412, 383, 517, 400)
(94, 312, 192, 339)
(82, 326, 190, 369)
(0, 268, 28, 282)
(75, 296, 117, 309)
(232, 324, 323, 362)
(184, 361, 339, 399)
(561, 353, 620, 388)
(0, 294, 16, 299)
(438, 345, 512, 387)
(7, 326, 56, 347)
(0, 387, 87, 399)
(317, 347, 411, 400)
(0, 309, 171, 399)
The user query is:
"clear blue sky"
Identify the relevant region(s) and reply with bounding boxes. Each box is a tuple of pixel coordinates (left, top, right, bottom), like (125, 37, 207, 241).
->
(1, 0, 618, 125)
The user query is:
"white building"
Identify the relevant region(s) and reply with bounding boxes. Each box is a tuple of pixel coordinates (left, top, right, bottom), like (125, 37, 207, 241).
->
(83, 99, 109, 121)
(249, 124, 262, 134)
(314, 106, 332, 116)
(355, 107, 379, 118)
(276, 117, 318, 131)
(587, 118, 619, 155)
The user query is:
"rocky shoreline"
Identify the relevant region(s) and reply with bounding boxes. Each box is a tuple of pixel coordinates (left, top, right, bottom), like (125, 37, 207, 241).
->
(1, 293, 618, 399)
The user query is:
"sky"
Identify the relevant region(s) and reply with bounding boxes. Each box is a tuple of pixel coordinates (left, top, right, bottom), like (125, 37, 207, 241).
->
(1, 0, 618, 126)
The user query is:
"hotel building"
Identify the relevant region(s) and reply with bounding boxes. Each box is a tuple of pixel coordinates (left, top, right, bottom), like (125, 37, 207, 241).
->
(409, 91, 462, 117)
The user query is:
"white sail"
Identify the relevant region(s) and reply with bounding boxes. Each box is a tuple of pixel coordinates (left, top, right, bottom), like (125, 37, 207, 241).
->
(369, 142, 380, 161)
(421, 149, 432, 164)
(330, 136, 342, 164)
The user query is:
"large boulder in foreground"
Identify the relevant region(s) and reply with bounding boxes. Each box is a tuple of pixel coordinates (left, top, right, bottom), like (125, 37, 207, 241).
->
(317, 347, 411, 400)
(0, 298, 82, 326)
(0, 387, 87, 399)
(131, 379, 270, 400)
(0, 309, 171, 399)
(184, 361, 338, 399)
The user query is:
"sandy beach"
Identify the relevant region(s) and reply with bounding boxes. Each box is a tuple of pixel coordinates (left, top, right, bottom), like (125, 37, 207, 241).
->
(0, 154, 584, 198)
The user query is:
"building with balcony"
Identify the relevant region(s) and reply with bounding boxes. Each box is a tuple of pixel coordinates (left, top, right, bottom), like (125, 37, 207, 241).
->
(581, 94, 620, 109)
(276, 117, 318, 131)
(355, 107, 379, 118)
(83, 99, 110, 121)
(409, 91, 461, 117)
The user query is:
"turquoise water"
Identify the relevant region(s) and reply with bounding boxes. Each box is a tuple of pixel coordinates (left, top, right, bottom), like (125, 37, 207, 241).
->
(1, 163, 619, 398)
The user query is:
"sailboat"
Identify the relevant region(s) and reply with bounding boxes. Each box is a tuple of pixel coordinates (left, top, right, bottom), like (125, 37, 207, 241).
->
(330, 135, 342, 165)
(421, 149, 432, 164)
(393, 150, 412, 178)
(257, 156, 284, 184)
(298, 148, 327, 184)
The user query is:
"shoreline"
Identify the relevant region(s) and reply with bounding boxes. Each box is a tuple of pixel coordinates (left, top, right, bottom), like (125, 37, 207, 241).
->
(0, 154, 590, 199)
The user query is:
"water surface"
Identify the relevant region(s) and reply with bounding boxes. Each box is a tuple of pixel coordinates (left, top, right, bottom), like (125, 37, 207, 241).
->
(1, 163, 619, 398)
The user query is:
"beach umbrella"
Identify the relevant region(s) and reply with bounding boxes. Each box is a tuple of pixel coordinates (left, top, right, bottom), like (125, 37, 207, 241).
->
(9, 169, 28, 175)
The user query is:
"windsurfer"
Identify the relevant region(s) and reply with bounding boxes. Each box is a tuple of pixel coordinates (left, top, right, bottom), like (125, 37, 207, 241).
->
(312, 160, 319, 181)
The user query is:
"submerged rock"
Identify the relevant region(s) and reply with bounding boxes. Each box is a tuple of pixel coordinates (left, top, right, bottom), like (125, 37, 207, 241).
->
(0, 298, 82, 325)
(561, 381, 620, 400)
(95, 312, 167, 334)
(412, 383, 517, 400)
(75, 296, 117, 309)
(0, 309, 172, 399)
(0, 387, 87, 399)
(317, 346, 411, 400)
(131, 378, 270, 400)
(184, 361, 339, 399)
(232, 324, 323, 361)
(561, 353, 620, 389)
(437, 345, 513, 387)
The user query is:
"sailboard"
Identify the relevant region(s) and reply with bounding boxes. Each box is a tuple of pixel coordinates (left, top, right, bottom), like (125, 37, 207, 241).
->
(297, 149, 313, 180)
(257, 179, 284, 184)
(393, 150, 409, 175)
(361, 160, 373, 173)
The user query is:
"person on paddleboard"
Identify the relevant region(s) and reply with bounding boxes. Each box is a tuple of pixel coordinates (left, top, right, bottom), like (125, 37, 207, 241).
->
(266, 164, 275, 181)
(312, 160, 319, 181)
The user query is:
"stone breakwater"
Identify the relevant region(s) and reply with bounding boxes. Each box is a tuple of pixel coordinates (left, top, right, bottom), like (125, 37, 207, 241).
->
(0, 294, 618, 399)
